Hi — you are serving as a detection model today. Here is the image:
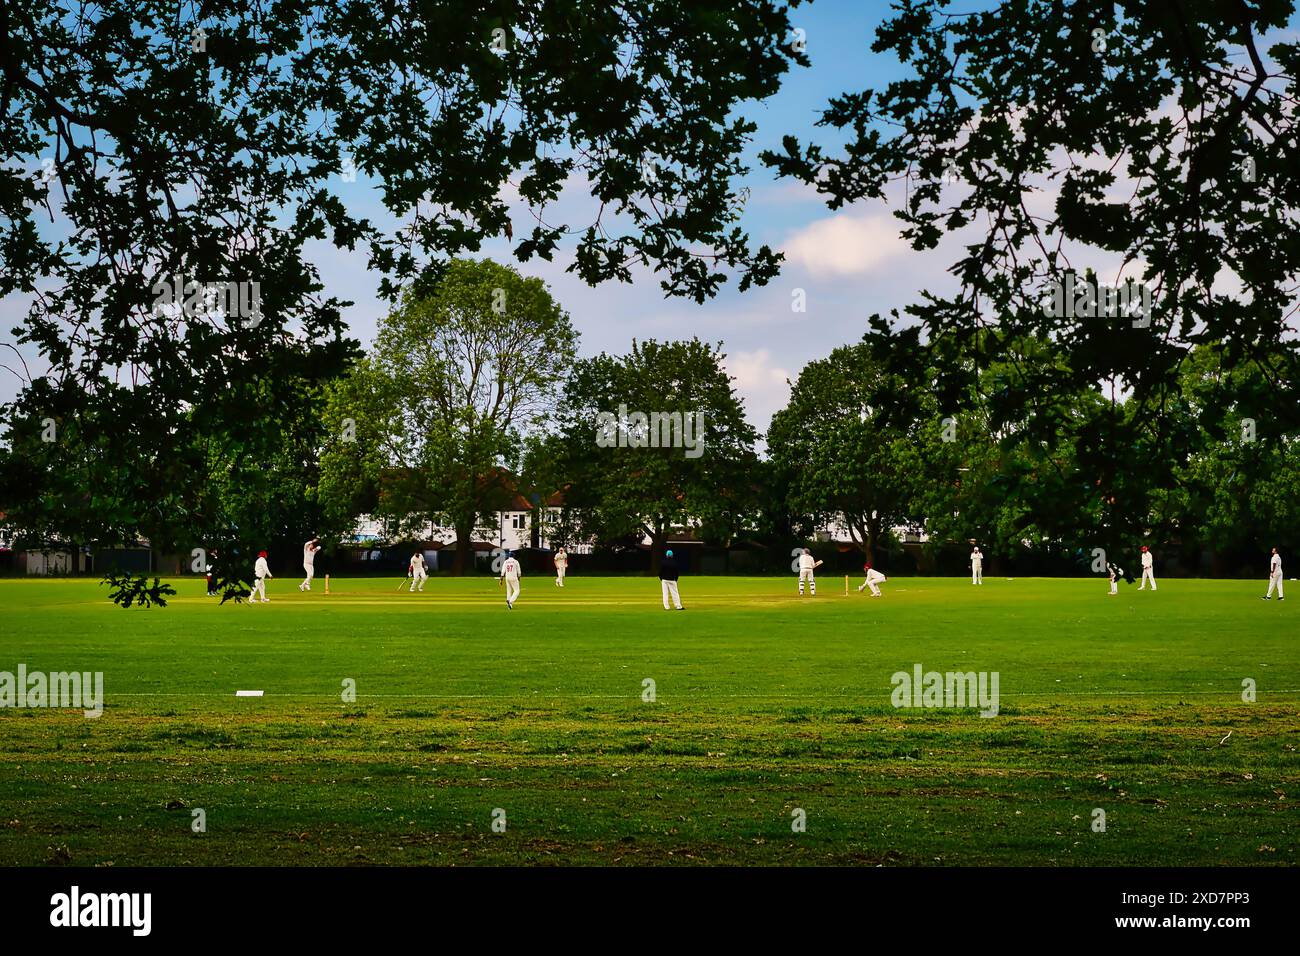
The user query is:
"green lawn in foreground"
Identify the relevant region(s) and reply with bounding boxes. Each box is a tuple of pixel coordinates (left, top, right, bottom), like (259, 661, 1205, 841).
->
(0, 574, 1296, 866)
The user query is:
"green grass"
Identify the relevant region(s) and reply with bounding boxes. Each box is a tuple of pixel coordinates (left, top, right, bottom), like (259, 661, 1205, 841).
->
(0, 574, 1296, 866)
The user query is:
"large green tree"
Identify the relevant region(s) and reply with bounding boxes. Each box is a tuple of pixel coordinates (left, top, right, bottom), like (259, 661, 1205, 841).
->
(550, 338, 759, 569)
(918, 330, 1129, 565)
(0, 0, 805, 599)
(0, 338, 349, 601)
(1168, 343, 1300, 570)
(318, 258, 577, 573)
(767, 324, 935, 562)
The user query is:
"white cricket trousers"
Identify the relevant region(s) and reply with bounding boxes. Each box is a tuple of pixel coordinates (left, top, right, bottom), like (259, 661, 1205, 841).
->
(411, 567, 427, 591)
(504, 576, 520, 604)
(798, 570, 815, 595)
(1140, 568, 1156, 590)
(972, 566, 982, 585)
(661, 580, 681, 609)
(302, 564, 315, 588)
(556, 567, 566, 587)
(1267, 572, 1284, 598)
(252, 577, 267, 602)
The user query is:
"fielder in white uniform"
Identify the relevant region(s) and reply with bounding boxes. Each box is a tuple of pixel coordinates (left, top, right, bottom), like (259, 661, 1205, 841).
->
(857, 563, 887, 596)
(409, 551, 427, 592)
(501, 552, 521, 608)
(970, 547, 983, 585)
(1263, 548, 1285, 600)
(554, 548, 568, 587)
(797, 548, 817, 596)
(251, 550, 272, 603)
(1138, 546, 1156, 590)
(300, 537, 320, 591)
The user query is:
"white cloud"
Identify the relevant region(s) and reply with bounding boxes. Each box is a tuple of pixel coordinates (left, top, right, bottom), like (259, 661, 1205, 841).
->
(722, 347, 793, 433)
(781, 211, 910, 277)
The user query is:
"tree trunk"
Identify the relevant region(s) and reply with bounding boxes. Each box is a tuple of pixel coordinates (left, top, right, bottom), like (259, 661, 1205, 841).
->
(1209, 548, 1227, 578)
(452, 518, 474, 576)
(648, 526, 664, 576)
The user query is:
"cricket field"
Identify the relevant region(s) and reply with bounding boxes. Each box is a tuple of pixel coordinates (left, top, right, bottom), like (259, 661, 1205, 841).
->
(0, 575, 1296, 866)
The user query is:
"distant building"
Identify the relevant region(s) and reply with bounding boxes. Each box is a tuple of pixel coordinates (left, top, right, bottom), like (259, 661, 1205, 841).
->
(342, 482, 595, 571)
(813, 514, 928, 547)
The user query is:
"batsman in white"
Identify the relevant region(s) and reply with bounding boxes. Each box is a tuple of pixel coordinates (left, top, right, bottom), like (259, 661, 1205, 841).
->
(251, 550, 272, 603)
(797, 548, 819, 596)
(1106, 560, 1123, 595)
(857, 562, 887, 597)
(299, 537, 321, 591)
(1138, 546, 1156, 591)
(554, 547, 568, 588)
(1262, 548, 1285, 601)
(500, 550, 521, 609)
(409, 551, 427, 592)
(970, 546, 983, 585)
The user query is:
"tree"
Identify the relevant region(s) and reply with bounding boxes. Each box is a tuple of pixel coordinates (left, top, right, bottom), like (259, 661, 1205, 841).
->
(764, 0, 1300, 564)
(767, 324, 934, 563)
(1170, 343, 1300, 570)
(0, 0, 805, 598)
(518, 432, 585, 551)
(0, 335, 351, 602)
(912, 331, 1123, 563)
(552, 338, 758, 569)
(318, 259, 577, 573)
(907, 371, 1019, 562)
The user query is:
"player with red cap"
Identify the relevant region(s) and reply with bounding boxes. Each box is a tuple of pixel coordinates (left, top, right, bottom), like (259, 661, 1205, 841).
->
(857, 561, 888, 597)
(1138, 546, 1156, 591)
(251, 550, 273, 603)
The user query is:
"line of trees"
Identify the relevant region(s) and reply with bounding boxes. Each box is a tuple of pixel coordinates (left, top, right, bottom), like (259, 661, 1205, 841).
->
(4, 256, 1298, 592)
(306, 259, 1298, 582)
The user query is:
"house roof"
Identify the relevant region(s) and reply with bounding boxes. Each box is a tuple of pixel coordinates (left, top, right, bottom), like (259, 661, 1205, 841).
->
(437, 540, 498, 552)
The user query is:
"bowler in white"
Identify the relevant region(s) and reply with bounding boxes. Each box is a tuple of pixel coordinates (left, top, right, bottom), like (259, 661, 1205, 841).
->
(1263, 548, 1285, 601)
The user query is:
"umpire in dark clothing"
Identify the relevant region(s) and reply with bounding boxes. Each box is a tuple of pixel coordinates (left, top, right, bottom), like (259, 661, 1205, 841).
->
(659, 549, 683, 610)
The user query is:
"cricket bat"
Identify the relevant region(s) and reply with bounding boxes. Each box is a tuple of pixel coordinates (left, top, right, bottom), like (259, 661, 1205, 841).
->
(814, 560, 824, 568)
